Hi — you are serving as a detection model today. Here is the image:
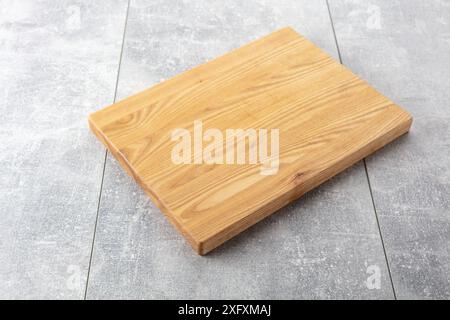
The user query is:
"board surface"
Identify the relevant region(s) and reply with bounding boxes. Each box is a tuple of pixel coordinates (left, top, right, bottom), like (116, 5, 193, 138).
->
(89, 27, 412, 255)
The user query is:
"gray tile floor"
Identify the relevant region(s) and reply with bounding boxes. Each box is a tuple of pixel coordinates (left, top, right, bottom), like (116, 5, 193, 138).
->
(0, 0, 448, 299)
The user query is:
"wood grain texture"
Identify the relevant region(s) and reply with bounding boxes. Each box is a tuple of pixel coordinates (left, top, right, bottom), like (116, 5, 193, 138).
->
(89, 27, 412, 255)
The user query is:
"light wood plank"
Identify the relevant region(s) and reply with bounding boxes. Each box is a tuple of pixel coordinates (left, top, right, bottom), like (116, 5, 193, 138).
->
(89, 27, 412, 255)
(87, 0, 395, 299)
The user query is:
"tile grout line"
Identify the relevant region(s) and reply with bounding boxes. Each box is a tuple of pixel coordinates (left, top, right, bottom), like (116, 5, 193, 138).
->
(83, 0, 131, 300)
(363, 159, 397, 299)
(83, 149, 107, 299)
(112, 0, 132, 105)
(325, 0, 342, 64)
(325, 0, 397, 299)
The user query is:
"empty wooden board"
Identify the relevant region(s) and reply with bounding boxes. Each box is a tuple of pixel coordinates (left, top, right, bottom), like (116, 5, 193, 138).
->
(89, 27, 412, 255)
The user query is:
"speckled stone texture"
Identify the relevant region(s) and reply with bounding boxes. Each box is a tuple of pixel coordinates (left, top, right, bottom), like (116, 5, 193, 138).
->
(329, 0, 450, 299)
(0, 0, 129, 299)
(1, 0, 448, 299)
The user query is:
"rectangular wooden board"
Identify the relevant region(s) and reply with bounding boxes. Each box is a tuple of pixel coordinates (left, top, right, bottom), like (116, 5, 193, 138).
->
(89, 27, 412, 255)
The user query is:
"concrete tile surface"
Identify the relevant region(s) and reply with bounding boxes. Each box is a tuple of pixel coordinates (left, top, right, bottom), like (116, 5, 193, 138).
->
(85, 0, 393, 299)
(328, 0, 450, 299)
(0, 0, 129, 299)
(87, 158, 392, 299)
(2, 0, 447, 300)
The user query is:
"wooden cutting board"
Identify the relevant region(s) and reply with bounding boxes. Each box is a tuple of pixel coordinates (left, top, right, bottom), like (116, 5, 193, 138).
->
(89, 27, 412, 255)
